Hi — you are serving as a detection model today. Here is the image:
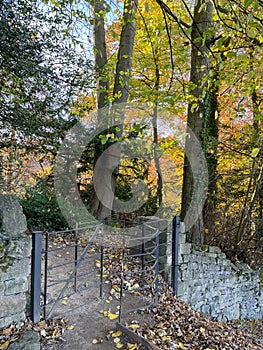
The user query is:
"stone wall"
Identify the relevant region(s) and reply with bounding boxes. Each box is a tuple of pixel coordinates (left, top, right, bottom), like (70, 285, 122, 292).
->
(0, 195, 31, 328)
(139, 217, 262, 321)
(177, 229, 262, 321)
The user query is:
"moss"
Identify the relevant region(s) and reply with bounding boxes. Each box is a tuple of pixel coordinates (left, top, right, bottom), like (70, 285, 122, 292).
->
(0, 254, 15, 272)
(25, 294, 31, 312)
(193, 243, 209, 252)
(0, 243, 5, 255)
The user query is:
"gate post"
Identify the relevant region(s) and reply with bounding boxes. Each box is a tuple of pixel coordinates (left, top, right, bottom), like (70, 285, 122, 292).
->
(154, 230, 159, 306)
(31, 231, 43, 323)
(172, 216, 180, 296)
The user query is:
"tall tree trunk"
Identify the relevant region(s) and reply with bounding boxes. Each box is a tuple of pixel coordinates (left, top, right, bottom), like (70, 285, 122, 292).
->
(90, 0, 138, 219)
(181, 0, 213, 244)
(93, 0, 109, 113)
(152, 64, 163, 209)
(112, 0, 138, 106)
(203, 69, 219, 242)
(153, 104, 163, 208)
(90, 0, 110, 218)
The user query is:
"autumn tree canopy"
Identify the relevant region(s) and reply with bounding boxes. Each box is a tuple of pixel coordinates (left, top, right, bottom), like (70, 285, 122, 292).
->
(1, 0, 262, 265)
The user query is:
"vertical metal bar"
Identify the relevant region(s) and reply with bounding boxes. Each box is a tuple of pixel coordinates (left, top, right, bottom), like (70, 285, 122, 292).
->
(118, 231, 126, 323)
(31, 231, 43, 323)
(154, 229, 159, 307)
(74, 222, 79, 293)
(100, 245, 104, 298)
(119, 260, 124, 324)
(172, 216, 180, 296)
(141, 223, 145, 278)
(43, 232, 49, 320)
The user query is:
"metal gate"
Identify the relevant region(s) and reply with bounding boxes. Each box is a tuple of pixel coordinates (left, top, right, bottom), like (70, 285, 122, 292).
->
(30, 219, 172, 323)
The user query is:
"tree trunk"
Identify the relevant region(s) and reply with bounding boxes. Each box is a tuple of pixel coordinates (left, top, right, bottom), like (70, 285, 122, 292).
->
(181, 0, 213, 244)
(93, 0, 109, 113)
(113, 0, 138, 106)
(153, 104, 163, 208)
(152, 63, 163, 209)
(203, 69, 219, 242)
(90, 0, 138, 219)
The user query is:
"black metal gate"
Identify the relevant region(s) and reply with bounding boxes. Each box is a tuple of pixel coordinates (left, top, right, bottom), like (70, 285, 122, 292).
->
(30, 217, 180, 323)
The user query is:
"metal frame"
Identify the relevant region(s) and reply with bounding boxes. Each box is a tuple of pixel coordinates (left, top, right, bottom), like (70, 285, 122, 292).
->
(31, 217, 180, 323)
(172, 216, 180, 295)
(31, 231, 43, 323)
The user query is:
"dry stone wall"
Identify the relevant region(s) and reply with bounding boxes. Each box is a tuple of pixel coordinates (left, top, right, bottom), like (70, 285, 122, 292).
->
(0, 195, 31, 328)
(177, 229, 262, 321)
(139, 217, 262, 321)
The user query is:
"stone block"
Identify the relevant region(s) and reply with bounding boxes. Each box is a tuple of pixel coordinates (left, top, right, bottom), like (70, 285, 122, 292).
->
(231, 304, 240, 320)
(178, 243, 191, 255)
(6, 237, 32, 260)
(230, 263, 239, 272)
(201, 304, 211, 316)
(0, 195, 27, 240)
(0, 281, 4, 294)
(208, 246, 222, 254)
(181, 269, 193, 281)
(218, 253, 226, 259)
(180, 221, 185, 234)
(0, 258, 31, 282)
(182, 254, 191, 263)
(178, 254, 183, 264)
(179, 234, 186, 244)
(193, 300, 204, 311)
(0, 294, 27, 318)
(206, 252, 218, 259)
(4, 277, 28, 296)
(0, 311, 26, 328)
(177, 283, 188, 296)
(8, 331, 40, 350)
(179, 263, 188, 271)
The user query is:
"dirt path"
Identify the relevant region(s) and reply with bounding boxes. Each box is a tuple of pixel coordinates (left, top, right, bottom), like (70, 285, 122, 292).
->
(40, 237, 153, 349)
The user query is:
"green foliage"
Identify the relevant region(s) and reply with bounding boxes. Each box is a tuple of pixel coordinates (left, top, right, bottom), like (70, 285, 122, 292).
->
(0, 0, 92, 152)
(20, 178, 69, 231)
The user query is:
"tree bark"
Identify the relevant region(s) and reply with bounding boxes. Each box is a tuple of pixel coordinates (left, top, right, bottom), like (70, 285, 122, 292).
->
(181, 0, 213, 244)
(203, 70, 219, 242)
(93, 0, 109, 113)
(90, 0, 138, 219)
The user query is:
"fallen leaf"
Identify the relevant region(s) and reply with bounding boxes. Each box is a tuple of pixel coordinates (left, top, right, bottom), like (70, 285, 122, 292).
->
(112, 330, 122, 337)
(108, 313, 119, 320)
(200, 327, 205, 333)
(52, 329, 58, 337)
(92, 337, 103, 344)
(129, 324, 140, 330)
(0, 340, 10, 350)
(40, 329, 46, 337)
(37, 321, 46, 328)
